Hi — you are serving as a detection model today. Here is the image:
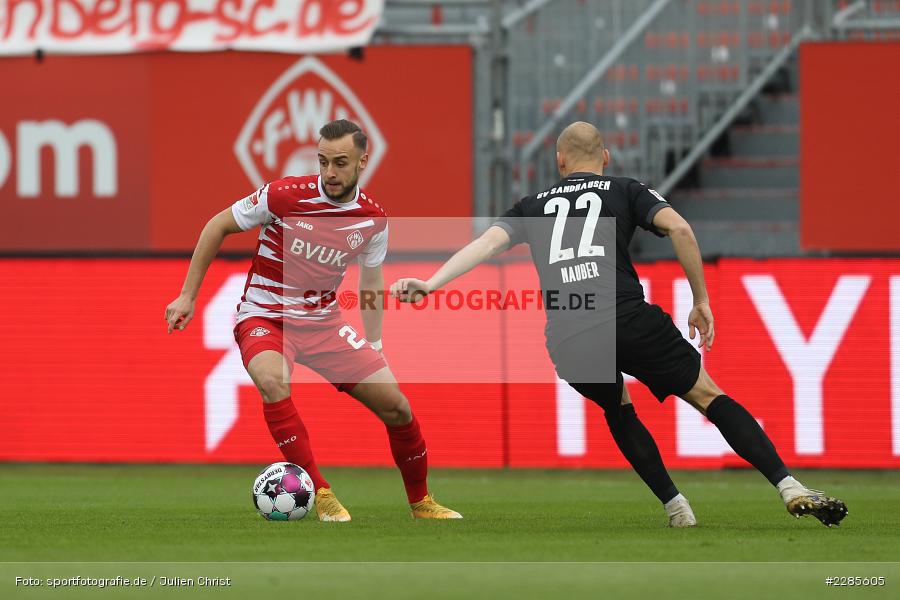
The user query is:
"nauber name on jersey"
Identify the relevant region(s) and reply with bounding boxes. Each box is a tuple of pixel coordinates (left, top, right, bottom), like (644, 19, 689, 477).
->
(289, 238, 349, 267)
(536, 179, 611, 199)
(561, 261, 601, 283)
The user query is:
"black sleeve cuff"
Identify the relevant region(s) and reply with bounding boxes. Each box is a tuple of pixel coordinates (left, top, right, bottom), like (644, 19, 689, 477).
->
(644, 202, 670, 238)
(492, 220, 520, 246)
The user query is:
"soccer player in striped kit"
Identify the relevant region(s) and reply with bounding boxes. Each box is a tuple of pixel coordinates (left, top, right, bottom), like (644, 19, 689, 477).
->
(166, 119, 460, 522)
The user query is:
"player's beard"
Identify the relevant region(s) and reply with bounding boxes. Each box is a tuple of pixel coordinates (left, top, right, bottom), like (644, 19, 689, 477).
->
(322, 172, 359, 203)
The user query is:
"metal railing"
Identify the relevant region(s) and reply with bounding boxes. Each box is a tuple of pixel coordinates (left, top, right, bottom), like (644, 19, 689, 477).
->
(516, 0, 673, 196)
(510, 0, 825, 197)
(378, 1, 900, 215)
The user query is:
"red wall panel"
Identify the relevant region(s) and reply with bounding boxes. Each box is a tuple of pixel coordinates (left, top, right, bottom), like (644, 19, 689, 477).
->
(800, 42, 900, 251)
(0, 260, 504, 466)
(0, 47, 473, 252)
(0, 56, 152, 250)
(1, 258, 898, 468)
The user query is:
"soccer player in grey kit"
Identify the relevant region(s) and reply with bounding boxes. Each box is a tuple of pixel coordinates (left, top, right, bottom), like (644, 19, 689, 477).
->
(392, 121, 848, 528)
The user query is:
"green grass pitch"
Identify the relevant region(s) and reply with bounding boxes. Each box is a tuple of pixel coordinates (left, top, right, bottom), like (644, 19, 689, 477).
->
(2, 465, 898, 599)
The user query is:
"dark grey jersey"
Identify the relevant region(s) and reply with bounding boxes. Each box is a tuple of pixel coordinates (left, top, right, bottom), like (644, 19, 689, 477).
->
(494, 173, 670, 346)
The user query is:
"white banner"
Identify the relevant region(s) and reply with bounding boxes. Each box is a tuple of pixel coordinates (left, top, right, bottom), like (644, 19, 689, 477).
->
(0, 0, 384, 55)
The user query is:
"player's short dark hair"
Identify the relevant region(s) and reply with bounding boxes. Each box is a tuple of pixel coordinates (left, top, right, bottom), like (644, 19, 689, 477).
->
(319, 119, 367, 152)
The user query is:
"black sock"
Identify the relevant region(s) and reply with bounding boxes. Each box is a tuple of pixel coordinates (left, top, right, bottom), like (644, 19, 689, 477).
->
(705, 395, 790, 486)
(605, 404, 679, 504)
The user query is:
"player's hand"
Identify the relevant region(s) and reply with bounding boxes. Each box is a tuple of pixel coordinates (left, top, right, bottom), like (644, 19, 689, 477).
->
(688, 301, 715, 351)
(389, 278, 432, 303)
(165, 295, 196, 334)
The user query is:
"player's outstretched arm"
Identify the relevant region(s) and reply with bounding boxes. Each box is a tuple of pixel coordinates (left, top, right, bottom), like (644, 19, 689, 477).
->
(652, 206, 715, 350)
(165, 208, 243, 333)
(390, 226, 511, 302)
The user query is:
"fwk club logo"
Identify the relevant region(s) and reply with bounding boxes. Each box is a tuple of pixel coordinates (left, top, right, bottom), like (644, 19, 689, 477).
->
(346, 230, 364, 250)
(234, 57, 387, 188)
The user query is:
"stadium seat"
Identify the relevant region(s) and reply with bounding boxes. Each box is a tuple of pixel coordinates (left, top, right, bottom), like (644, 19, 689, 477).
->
(628, 64, 639, 81)
(768, 31, 791, 47)
(609, 132, 626, 148)
(716, 64, 740, 81)
(512, 131, 534, 148)
(645, 98, 662, 114)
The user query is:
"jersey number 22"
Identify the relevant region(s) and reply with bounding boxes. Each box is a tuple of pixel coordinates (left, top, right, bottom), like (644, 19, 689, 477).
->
(544, 192, 605, 265)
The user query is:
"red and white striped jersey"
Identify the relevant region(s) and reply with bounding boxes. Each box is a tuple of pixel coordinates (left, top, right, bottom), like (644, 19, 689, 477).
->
(230, 174, 388, 323)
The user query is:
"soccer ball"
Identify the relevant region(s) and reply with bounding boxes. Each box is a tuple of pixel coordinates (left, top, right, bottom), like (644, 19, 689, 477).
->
(252, 462, 315, 521)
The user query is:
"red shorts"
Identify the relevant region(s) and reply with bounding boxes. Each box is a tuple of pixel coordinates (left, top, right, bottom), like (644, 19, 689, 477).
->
(233, 317, 387, 393)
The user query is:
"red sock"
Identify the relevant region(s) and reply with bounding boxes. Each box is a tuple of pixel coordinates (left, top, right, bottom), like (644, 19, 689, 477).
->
(386, 415, 429, 503)
(262, 398, 329, 491)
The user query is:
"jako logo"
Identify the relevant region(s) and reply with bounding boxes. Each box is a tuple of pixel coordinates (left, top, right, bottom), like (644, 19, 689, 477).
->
(0, 119, 118, 197)
(405, 449, 427, 463)
(234, 57, 386, 188)
(297, 221, 313, 231)
(277, 435, 297, 448)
